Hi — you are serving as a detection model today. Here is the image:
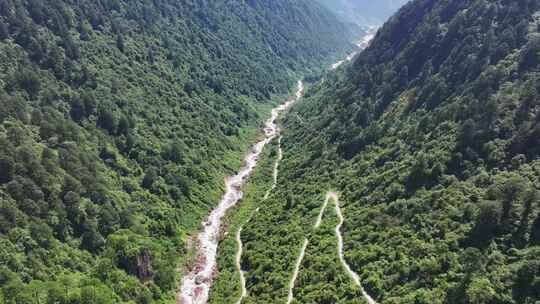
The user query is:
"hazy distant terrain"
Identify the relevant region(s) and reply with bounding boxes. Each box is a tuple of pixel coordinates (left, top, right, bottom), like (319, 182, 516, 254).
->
(0, 0, 354, 302)
(316, 0, 410, 27)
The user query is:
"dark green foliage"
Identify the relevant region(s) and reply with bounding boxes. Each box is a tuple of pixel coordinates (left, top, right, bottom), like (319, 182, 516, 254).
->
(0, 157, 14, 184)
(116, 34, 125, 53)
(142, 167, 158, 190)
(97, 103, 117, 134)
(468, 200, 502, 248)
(5, 68, 41, 100)
(0, 0, 354, 302)
(0, 20, 8, 40)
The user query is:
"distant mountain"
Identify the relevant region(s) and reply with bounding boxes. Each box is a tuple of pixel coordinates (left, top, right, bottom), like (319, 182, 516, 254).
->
(316, 0, 410, 27)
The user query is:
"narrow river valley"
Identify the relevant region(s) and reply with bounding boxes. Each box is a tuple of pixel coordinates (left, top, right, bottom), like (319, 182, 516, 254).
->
(180, 32, 375, 304)
(179, 82, 304, 304)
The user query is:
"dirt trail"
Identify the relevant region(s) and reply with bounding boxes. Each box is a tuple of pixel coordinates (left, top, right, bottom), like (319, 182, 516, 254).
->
(211, 30, 378, 304)
(333, 192, 378, 304)
(314, 192, 333, 229)
(235, 134, 284, 304)
(286, 191, 335, 303)
(265, 136, 283, 199)
(286, 239, 309, 304)
(178, 82, 303, 304)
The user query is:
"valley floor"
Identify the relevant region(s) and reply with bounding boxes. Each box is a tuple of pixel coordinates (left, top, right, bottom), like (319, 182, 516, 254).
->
(206, 41, 378, 304)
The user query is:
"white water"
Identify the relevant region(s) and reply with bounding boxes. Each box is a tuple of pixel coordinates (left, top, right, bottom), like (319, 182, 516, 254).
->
(330, 27, 377, 70)
(286, 192, 335, 303)
(178, 81, 304, 304)
(333, 192, 378, 304)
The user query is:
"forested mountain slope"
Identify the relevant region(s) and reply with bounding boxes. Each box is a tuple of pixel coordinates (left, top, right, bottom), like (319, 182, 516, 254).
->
(0, 0, 354, 303)
(236, 0, 540, 303)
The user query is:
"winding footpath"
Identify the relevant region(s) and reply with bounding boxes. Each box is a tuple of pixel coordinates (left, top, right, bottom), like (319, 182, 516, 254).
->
(287, 239, 309, 304)
(287, 193, 378, 304)
(266, 136, 284, 200)
(330, 27, 377, 70)
(286, 192, 334, 304)
(286, 31, 378, 303)
(333, 192, 378, 304)
(315, 192, 334, 229)
(181, 29, 378, 304)
(235, 227, 247, 304)
(178, 82, 304, 304)
(235, 135, 284, 304)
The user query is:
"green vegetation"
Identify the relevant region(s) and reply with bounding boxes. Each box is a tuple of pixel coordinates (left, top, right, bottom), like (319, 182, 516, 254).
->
(315, 0, 410, 27)
(0, 0, 355, 303)
(231, 0, 540, 303)
(294, 199, 366, 304)
(209, 137, 278, 304)
(216, 163, 339, 303)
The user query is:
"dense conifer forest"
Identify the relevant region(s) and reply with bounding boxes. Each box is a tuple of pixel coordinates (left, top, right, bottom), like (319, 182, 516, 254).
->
(0, 0, 355, 303)
(218, 0, 540, 303)
(3, 0, 540, 303)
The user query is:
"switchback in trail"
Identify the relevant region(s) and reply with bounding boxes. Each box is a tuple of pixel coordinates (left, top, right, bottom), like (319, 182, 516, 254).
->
(213, 32, 377, 304)
(286, 193, 333, 304)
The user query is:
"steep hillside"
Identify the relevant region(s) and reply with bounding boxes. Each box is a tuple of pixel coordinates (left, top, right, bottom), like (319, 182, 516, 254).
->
(236, 0, 540, 303)
(0, 0, 354, 303)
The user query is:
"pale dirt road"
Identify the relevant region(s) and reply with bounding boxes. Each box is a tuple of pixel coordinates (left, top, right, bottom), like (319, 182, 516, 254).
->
(193, 29, 378, 303)
(333, 192, 378, 304)
(286, 192, 338, 304)
(235, 227, 247, 304)
(286, 239, 309, 304)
